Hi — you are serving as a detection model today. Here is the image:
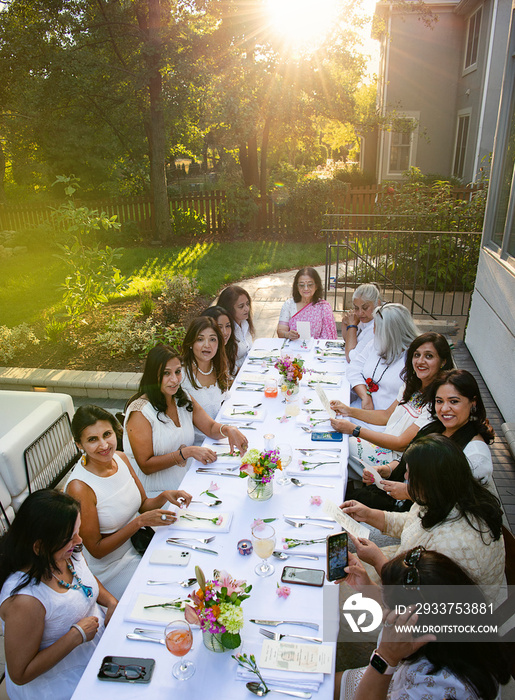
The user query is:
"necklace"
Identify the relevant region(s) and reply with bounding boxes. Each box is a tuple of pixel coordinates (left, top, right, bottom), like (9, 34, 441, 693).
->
(363, 358, 390, 394)
(52, 559, 93, 598)
(194, 360, 213, 376)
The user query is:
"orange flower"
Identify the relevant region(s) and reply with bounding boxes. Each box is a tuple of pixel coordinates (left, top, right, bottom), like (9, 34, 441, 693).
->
(211, 604, 221, 618)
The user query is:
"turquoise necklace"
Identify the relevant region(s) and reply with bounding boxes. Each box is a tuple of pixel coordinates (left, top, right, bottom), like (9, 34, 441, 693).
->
(52, 559, 93, 598)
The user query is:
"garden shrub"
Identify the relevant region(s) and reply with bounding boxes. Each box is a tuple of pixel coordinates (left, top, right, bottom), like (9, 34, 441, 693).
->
(0, 324, 39, 364)
(172, 208, 207, 237)
(282, 178, 349, 235)
(158, 275, 199, 324)
(95, 313, 185, 357)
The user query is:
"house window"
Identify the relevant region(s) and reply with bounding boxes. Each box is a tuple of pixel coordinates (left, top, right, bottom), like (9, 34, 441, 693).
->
(464, 7, 482, 71)
(389, 131, 411, 173)
(453, 113, 470, 179)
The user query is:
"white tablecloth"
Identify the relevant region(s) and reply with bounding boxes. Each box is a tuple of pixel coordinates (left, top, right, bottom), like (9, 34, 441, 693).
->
(72, 339, 350, 700)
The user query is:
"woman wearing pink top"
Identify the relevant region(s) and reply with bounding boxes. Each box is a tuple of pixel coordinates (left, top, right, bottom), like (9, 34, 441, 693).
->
(277, 267, 337, 340)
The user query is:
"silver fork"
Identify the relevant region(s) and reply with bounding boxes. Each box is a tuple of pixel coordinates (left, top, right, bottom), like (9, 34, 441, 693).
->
(284, 518, 333, 530)
(259, 628, 322, 644)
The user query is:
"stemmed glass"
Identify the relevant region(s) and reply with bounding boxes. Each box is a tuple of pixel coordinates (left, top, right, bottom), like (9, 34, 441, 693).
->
(165, 620, 195, 680)
(276, 443, 292, 486)
(251, 524, 276, 577)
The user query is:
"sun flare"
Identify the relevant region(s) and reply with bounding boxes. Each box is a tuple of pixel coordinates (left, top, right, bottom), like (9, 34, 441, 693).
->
(265, 0, 341, 50)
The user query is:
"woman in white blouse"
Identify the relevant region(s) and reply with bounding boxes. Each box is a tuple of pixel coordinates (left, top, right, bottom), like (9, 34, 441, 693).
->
(217, 285, 255, 371)
(346, 303, 418, 419)
(181, 316, 230, 445)
(341, 283, 382, 362)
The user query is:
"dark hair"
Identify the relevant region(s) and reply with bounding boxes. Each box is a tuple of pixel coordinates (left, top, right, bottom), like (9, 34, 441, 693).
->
(400, 333, 454, 405)
(181, 316, 229, 392)
(381, 549, 510, 700)
(430, 369, 495, 444)
(71, 404, 123, 445)
(405, 434, 502, 540)
(201, 306, 237, 376)
(291, 268, 323, 305)
(127, 344, 193, 419)
(0, 490, 81, 595)
(217, 285, 255, 336)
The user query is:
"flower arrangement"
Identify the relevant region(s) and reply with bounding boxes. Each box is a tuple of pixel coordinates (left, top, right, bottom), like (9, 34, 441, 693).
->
(185, 566, 252, 650)
(239, 448, 282, 483)
(274, 355, 306, 393)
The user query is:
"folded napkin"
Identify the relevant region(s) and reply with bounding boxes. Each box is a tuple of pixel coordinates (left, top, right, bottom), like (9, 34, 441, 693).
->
(238, 372, 268, 383)
(285, 338, 314, 353)
(222, 405, 266, 422)
(125, 592, 186, 625)
(173, 509, 233, 533)
(248, 349, 280, 359)
(209, 444, 242, 463)
(235, 642, 323, 692)
(286, 458, 341, 477)
(306, 375, 342, 388)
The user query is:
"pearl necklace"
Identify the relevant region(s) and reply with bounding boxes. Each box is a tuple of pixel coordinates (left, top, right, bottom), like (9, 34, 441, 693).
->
(194, 360, 213, 376)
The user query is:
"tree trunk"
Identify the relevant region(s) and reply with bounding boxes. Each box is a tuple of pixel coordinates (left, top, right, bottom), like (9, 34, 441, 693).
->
(258, 115, 271, 229)
(239, 136, 259, 188)
(0, 140, 5, 203)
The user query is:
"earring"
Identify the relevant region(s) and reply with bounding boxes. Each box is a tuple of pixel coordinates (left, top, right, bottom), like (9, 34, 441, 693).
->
(80, 451, 87, 466)
(470, 405, 477, 420)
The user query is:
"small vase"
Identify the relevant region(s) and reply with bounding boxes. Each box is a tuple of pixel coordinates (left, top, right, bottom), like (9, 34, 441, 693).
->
(202, 631, 241, 653)
(247, 476, 274, 501)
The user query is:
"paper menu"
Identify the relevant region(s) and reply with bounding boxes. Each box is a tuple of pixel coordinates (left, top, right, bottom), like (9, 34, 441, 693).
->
(358, 460, 385, 491)
(323, 500, 370, 540)
(260, 639, 333, 674)
(296, 321, 311, 340)
(315, 386, 336, 418)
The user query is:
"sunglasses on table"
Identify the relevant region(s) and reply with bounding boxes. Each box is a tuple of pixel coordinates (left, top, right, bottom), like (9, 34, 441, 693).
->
(100, 662, 147, 680)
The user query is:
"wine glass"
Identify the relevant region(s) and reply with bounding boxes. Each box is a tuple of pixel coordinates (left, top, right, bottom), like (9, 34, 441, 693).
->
(251, 523, 276, 577)
(165, 620, 195, 680)
(276, 443, 292, 486)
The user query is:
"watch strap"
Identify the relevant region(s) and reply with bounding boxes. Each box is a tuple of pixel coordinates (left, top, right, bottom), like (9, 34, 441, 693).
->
(369, 649, 398, 675)
(352, 425, 361, 438)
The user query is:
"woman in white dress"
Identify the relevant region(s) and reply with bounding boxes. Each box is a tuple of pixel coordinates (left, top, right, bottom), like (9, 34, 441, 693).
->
(346, 303, 418, 419)
(67, 405, 192, 599)
(123, 344, 248, 495)
(181, 316, 230, 445)
(341, 282, 382, 362)
(217, 285, 255, 371)
(0, 489, 117, 700)
(330, 333, 454, 479)
(201, 305, 238, 378)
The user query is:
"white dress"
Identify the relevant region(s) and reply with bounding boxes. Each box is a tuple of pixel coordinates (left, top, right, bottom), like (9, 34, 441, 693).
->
(123, 396, 195, 496)
(65, 454, 141, 599)
(0, 554, 105, 700)
(181, 374, 227, 445)
(347, 340, 407, 429)
(234, 319, 253, 370)
(347, 318, 374, 363)
(463, 439, 494, 487)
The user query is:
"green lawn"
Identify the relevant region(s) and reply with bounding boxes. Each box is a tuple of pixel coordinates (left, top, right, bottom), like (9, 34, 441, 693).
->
(0, 241, 329, 327)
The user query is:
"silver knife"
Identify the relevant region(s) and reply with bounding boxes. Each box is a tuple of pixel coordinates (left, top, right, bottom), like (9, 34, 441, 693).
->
(166, 539, 218, 555)
(196, 469, 241, 477)
(298, 447, 340, 452)
(250, 619, 319, 631)
(284, 515, 335, 523)
(126, 633, 165, 645)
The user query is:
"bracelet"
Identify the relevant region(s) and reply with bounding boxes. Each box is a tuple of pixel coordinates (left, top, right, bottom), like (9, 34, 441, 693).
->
(346, 324, 358, 330)
(219, 424, 229, 438)
(386, 465, 393, 477)
(71, 623, 87, 644)
(179, 447, 186, 461)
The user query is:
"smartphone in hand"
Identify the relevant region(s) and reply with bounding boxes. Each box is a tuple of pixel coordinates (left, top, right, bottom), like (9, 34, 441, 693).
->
(326, 532, 348, 581)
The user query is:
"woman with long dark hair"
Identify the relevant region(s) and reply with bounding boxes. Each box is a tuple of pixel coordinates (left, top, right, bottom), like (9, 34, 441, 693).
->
(0, 490, 117, 700)
(201, 305, 238, 377)
(181, 316, 230, 445)
(67, 405, 192, 598)
(276, 267, 337, 340)
(340, 434, 504, 596)
(217, 285, 255, 370)
(123, 344, 248, 495)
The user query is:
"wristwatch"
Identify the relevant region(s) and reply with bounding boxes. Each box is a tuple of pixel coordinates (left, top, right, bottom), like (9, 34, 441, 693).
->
(369, 649, 398, 675)
(352, 425, 361, 438)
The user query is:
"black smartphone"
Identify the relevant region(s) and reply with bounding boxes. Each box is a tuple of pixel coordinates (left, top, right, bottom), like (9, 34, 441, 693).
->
(311, 431, 343, 442)
(326, 531, 348, 581)
(98, 656, 155, 684)
(281, 566, 325, 587)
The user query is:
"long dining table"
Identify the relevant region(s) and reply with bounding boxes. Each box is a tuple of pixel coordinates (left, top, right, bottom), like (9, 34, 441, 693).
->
(72, 338, 350, 700)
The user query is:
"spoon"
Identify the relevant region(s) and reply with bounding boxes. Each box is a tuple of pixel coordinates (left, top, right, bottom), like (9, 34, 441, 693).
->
(290, 478, 334, 489)
(147, 577, 197, 587)
(273, 551, 319, 561)
(246, 682, 311, 699)
(191, 499, 223, 507)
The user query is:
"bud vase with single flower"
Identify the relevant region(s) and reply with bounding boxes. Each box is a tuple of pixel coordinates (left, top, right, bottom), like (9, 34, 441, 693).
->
(247, 476, 274, 501)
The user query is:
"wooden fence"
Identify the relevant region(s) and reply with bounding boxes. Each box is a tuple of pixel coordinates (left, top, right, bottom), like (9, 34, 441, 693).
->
(0, 184, 483, 237)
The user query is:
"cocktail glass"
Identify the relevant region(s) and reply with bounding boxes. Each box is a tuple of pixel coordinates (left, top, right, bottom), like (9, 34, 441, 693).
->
(165, 620, 195, 680)
(251, 523, 276, 577)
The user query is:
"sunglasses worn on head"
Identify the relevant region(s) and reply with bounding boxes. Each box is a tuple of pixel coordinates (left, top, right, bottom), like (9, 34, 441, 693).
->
(403, 545, 425, 589)
(375, 302, 393, 320)
(101, 662, 147, 680)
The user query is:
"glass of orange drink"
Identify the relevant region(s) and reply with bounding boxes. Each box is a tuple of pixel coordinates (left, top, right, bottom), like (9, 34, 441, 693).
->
(165, 620, 195, 680)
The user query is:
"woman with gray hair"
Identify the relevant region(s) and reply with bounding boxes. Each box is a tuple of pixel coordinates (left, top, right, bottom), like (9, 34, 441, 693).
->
(342, 283, 382, 362)
(346, 303, 418, 423)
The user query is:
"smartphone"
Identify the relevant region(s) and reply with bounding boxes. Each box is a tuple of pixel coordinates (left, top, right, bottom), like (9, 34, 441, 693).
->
(281, 566, 325, 587)
(326, 532, 348, 581)
(311, 431, 343, 442)
(98, 656, 155, 684)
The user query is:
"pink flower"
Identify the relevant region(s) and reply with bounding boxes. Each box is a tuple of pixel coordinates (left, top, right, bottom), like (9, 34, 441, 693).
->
(240, 464, 254, 477)
(283, 544, 289, 550)
(310, 495, 322, 506)
(252, 518, 265, 532)
(209, 481, 219, 492)
(276, 585, 291, 599)
(279, 415, 289, 423)
(216, 516, 224, 526)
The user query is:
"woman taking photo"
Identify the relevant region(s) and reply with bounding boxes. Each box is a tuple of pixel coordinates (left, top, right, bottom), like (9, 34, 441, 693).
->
(66, 405, 193, 599)
(181, 316, 230, 445)
(330, 333, 453, 480)
(217, 285, 255, 370)
(341, 282, 382, 362)
(0, 490, 117, 700)
(347, 303, 418, 415)
(123, 344, 248, 496)
(356, 368, 495, 510)
(339, 434, 505, 597)
(201, 305, 238, 378)
(276, 267, 337, 340)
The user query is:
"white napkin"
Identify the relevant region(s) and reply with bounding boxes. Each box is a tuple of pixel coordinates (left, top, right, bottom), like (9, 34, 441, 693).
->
(306, 374, 342, 388)
(208, 444, 242, 463)
(287, 456, 341, 477)
(284, 338, 314, 353)
(125, 592, 186, 625)
(173, 509, 233, 532)
(222, 405, 266, 423)
(235, 642, 323, 691)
